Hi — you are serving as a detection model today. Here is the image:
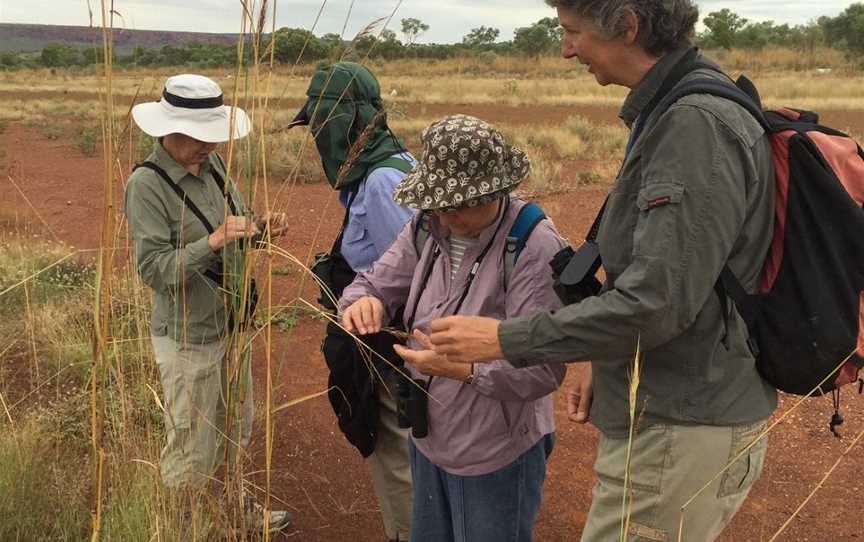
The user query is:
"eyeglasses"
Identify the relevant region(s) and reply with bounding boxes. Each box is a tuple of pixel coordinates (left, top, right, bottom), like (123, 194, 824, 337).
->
(431, 206, 463, 215)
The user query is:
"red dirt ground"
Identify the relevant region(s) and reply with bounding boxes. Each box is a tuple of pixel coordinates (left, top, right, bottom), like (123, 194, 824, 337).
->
(2, 116, 864, 541)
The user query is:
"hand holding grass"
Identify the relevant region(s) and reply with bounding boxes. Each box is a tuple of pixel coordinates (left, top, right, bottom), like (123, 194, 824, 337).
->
(208, 216, 259, 250)
(256, 211, 289, 239)
(342, 296, 385, 335)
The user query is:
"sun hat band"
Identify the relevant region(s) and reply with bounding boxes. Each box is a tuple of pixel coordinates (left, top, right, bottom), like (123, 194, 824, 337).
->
(161, 89, 224, 110)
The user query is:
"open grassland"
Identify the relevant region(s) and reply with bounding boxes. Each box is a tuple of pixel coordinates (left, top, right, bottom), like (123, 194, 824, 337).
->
(1, 50, 862, 194)
(1, 43, 864, 541)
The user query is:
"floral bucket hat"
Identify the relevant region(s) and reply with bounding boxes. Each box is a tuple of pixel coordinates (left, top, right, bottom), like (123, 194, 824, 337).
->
(393, 114, 530, 211)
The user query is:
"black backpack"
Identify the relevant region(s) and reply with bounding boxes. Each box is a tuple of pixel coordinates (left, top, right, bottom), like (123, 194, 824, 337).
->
(653, 77, 864, 402)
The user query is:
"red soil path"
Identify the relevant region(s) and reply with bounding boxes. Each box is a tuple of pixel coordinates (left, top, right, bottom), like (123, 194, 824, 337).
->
(2, 119, 863, 541)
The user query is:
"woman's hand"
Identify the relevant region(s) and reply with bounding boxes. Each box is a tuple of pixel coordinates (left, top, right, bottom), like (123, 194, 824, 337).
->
(256, 211, 289, 239)
(394, 330, 472, 381)
(342, 296, 385, 335)
(208, 216, 259, 250)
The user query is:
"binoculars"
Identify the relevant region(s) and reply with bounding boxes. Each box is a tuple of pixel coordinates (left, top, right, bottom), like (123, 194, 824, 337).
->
(395, 376, 430, 439)
(549, 242, 603, 305)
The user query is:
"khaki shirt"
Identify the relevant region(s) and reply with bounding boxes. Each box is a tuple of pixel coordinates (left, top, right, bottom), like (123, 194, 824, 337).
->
(500, 49, 778, 437)
(124, 141, 247, 345)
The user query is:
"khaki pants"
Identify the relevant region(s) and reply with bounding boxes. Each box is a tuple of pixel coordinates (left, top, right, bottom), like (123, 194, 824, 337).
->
(581, 421, 768, 542)
(367, 371, 413, 541)
(152, 334, 254, 489)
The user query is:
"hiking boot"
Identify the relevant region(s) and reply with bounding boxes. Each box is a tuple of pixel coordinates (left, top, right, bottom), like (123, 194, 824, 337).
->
(244, 495, 294, 534)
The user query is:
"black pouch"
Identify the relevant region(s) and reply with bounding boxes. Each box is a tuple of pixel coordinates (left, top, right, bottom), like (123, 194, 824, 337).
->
(310, 250, 357, 312)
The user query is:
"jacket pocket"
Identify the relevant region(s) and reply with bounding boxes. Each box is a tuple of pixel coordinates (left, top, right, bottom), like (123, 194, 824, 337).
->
(636, 180, 685, 212)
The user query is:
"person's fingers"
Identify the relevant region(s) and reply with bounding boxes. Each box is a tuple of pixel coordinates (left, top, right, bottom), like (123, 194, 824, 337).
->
(371, 299, 383, 333)
(358, 300, 373, 334)
(413, 329, 434, 350)
(392, 344, 417, 365)
(573, 382, 592, 423)
(566, 389, 580, 421)
(342, 308, 357, 333)
(429, 316, 459, 335)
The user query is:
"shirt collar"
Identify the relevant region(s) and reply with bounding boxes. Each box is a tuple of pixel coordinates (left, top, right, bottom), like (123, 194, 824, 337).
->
(619, 47, 693, 127)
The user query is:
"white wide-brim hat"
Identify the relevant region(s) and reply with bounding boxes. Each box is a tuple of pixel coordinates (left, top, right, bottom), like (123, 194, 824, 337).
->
(131, 74, 251, 143)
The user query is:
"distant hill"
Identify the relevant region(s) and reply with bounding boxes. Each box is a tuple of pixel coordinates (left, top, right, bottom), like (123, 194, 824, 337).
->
(0, 23, 242, 53)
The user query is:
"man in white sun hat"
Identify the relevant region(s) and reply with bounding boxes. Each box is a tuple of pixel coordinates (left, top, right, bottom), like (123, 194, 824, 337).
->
(125, 74, 291, 533)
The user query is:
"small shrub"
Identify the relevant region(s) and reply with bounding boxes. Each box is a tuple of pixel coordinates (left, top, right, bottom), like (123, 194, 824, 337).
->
(41, 123, 65, 140)
(75, 126, 99, 157)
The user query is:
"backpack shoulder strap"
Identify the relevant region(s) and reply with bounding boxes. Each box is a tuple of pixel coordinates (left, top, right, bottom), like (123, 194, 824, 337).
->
(209, 153, 239, 215)
(653, 76, 771, 133)
(503, 202, 546, 290)
(135, 161, 216, 234)
(368, 157, 415, 176)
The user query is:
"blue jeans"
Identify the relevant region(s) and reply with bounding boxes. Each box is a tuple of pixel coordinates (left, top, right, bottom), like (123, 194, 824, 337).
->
(409, 433, 555, 542)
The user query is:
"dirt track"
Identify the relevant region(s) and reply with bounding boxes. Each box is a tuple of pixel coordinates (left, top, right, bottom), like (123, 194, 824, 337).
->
(2, 121, 864, 541)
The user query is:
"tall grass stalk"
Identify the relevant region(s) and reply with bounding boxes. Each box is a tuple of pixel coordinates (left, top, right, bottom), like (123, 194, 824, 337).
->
(90, 1, 119, 538)
(619, 337, 641, 542)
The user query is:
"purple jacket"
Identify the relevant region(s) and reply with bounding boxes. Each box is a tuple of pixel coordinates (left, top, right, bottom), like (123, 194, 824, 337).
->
(340, 197, 567, 476)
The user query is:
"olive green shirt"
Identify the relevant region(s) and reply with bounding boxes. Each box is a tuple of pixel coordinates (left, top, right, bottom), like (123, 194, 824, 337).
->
(500, 49, 778, 437)
(124, 142, 247, 345)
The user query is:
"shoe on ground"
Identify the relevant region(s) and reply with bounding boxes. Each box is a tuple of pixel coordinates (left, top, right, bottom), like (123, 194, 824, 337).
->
(244, 496, 293, 533)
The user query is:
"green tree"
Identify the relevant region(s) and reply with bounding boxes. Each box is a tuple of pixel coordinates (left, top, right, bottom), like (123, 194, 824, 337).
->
(702, 9, 749, 49)
(40, 43, 82, 67)
(513, 17, 561, 56)
(321, 32, 344, 57)
(462, 26, 500, 48)
(271, 27, 330, 63)
(0, 52, 22, 68)
(821, 3, 864, 52)
(401, 17, 429, 46)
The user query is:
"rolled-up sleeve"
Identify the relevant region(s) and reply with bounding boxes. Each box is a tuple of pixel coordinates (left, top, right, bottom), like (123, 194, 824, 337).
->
(125, 176, 218, 293)
(472, 221, 567, 401)
(500, 105, 751, 367)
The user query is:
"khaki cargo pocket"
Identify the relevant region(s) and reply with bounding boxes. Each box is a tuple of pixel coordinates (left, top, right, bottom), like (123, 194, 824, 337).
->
(595, 426, 671, 494)
(718, 421, 767, 498)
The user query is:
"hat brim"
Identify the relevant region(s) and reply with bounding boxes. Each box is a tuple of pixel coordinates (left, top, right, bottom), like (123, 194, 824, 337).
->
(132, 101, 251, 143)
(393, 155, 530, 212)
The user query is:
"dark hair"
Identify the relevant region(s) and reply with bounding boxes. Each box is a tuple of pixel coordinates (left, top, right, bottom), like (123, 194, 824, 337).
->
(547, 0, 699, 56)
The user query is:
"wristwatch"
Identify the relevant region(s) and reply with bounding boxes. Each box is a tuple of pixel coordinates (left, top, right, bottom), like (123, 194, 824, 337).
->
(464, 363, 475, 385)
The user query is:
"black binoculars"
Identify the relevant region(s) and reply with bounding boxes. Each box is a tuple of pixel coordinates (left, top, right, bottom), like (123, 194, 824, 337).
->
(395, 376, 430, 439)
(549, 242, 603, 305)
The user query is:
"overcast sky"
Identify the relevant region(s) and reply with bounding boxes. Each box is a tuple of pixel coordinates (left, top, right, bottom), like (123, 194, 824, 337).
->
(0, 1, 853, 43)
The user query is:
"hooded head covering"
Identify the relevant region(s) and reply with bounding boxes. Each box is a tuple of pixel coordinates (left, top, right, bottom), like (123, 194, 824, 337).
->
(290, 62, 406, 189)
